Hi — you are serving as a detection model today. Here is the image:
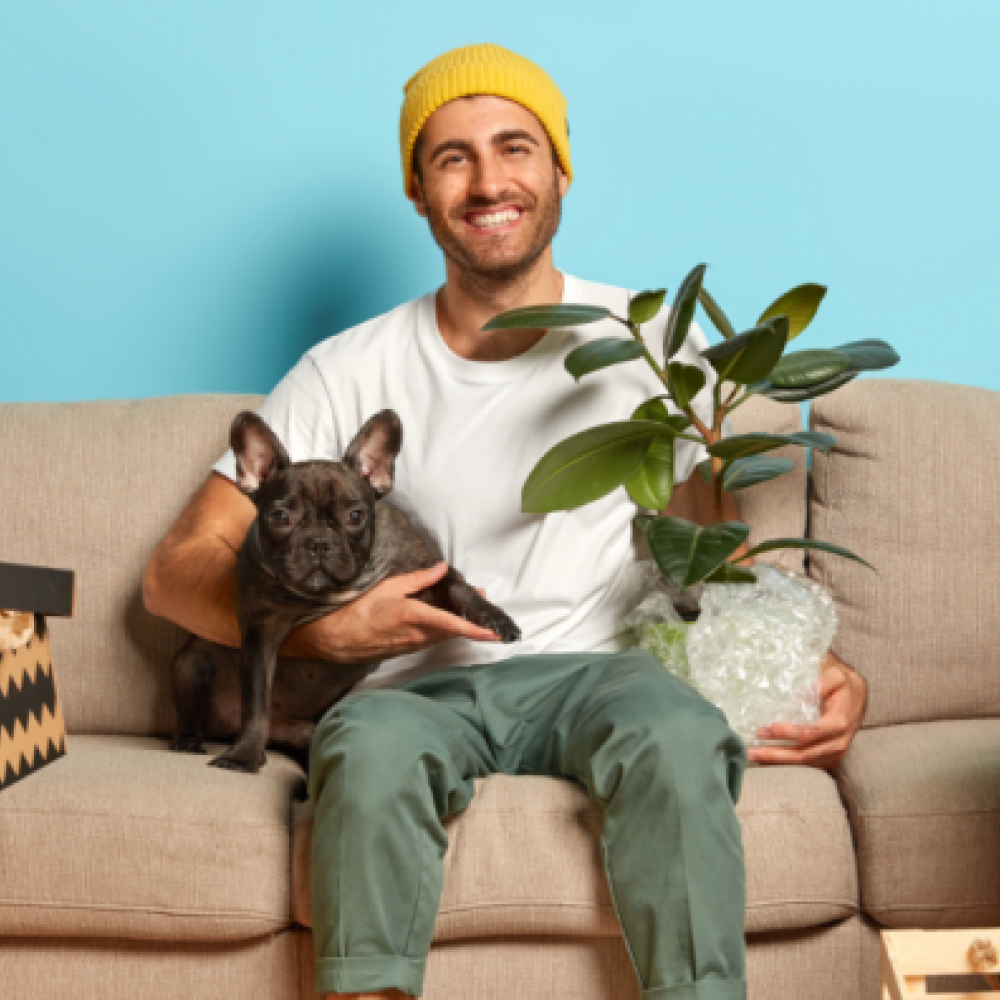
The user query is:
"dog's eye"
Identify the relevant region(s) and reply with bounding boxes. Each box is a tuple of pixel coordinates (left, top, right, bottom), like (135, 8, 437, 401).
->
(348, 509, 366, 527)
(270, 509, 290, 526)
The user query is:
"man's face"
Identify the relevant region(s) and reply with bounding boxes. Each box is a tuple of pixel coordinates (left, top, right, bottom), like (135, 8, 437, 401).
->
(408, 95, 569, 283)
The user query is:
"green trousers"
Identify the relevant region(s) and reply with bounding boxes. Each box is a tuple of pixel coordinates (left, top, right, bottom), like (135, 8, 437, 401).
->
(308, 649, 749, 999)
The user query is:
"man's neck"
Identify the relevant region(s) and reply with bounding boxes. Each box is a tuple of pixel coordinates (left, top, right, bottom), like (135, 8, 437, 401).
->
(435, 251, 564, 363)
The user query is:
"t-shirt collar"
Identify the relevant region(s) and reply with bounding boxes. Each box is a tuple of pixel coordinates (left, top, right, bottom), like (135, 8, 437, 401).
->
(417, 273, 584, 385)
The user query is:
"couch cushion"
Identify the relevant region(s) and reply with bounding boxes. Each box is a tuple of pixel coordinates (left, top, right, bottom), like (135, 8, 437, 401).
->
(0, 394, 264, 736)
(0, 735, 305, 942)
(293, 765, 857, 938)
(834, 718, 1000, 928)
(810, 380, 1000, 727)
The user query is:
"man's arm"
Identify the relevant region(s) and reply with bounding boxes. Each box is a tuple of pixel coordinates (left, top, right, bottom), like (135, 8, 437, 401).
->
(142, 472, 502, 663)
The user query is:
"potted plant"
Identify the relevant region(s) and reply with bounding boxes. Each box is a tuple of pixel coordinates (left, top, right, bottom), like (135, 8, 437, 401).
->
(484, 266, 899, 741)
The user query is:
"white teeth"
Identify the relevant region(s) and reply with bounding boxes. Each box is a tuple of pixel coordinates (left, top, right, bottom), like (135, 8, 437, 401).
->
(469, 208, 520, 229)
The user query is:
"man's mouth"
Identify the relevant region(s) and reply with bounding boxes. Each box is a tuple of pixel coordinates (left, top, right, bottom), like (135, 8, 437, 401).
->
(464, 206, 523, 233)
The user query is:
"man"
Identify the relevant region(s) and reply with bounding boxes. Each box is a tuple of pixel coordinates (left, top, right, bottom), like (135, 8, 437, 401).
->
(144, 43, 867, 1000)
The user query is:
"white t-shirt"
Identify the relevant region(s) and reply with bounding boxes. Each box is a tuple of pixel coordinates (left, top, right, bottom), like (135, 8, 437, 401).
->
(213, 274, 715, 691)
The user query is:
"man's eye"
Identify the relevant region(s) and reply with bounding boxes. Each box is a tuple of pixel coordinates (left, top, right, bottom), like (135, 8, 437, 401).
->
(269, 509, 290, 526)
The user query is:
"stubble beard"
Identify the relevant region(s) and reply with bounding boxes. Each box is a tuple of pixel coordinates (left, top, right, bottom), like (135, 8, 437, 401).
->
(424, 170, 563, 298)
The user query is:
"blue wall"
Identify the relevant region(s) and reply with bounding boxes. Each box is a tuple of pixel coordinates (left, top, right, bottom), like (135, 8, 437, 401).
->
(1, 0, 997, 403)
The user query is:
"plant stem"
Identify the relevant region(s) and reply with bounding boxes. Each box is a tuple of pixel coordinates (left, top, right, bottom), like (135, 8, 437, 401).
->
(624, 315, 716, 463)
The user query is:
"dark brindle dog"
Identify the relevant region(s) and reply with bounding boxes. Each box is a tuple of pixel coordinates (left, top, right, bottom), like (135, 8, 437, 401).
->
(169, 409, 520, 774)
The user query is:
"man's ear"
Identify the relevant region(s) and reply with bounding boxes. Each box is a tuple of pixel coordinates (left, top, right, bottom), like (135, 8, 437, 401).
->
(230, 412, 291, 495)
(343, 410, 403, 497)
(557, 165, 569, 199)
(408, 171, 428, 218)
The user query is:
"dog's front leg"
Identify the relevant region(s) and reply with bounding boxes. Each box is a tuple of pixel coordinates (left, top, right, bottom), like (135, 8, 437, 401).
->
(210, 621, 286, 774)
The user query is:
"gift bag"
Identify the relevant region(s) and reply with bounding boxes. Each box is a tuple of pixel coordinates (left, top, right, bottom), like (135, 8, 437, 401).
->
(0, 562, 73, 792)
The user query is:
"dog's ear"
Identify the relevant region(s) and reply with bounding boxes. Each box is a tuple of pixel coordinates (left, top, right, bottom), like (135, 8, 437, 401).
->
(230, 412, 291, 495)
(343, 410, 402, 497)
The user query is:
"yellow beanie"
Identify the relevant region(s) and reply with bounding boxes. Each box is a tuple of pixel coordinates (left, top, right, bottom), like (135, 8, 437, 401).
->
(399, 43, 572, 194)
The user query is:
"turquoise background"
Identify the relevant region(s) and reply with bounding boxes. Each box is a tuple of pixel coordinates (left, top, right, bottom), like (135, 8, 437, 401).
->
(1, 0, 997, 403)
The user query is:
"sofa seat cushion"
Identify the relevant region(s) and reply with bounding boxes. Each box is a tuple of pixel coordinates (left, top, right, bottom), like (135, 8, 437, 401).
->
(293, 764, 857, 939)
(0, 735, 305, 942)
(835, 719, 1000, 928)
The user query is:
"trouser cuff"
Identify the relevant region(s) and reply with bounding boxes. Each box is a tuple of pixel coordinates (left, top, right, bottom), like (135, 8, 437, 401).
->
(315, 955, 427, 996)
(643, 978, 747, 1000)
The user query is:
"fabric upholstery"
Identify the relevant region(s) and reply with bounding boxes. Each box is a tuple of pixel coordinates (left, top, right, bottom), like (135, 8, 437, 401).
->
(293, 766, 857, 938)
(0, 735, 305, 941)
(0, 929, 300, 1000)
(810, 379, 1000, 727)
(727, 394, 808, 575)
(297, 916, 866, 1000)
(0, 394, 264, 737)
(834, 718, 1000, 929)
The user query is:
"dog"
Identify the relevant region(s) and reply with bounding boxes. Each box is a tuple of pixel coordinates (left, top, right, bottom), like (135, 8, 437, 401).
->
(169, 408, 520, 774)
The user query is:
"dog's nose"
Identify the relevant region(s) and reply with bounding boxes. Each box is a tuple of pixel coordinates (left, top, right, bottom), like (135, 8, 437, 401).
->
(306, 536, 334, 557)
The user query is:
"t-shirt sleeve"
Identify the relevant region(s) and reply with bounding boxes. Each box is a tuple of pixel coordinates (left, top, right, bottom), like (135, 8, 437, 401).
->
(212, 353, 336, 483)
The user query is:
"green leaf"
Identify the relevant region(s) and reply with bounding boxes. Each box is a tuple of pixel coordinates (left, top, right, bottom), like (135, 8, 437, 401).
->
(757, 284, 827, 342)
(522, 420, 681, 513)
(564, 338, 645, 381)
(769, 348, 853, 388)
(626, 435, 675, 510)
(629, 289, 667, 325)
(697, 455, 796, 490)
(705, 564, 757, 584)
(749, 370, 860, 403)
(645, 517, 751, 589)
(836, 339, 900, 371)
(483, 304, 612, 331)
(708, 430, 835, 461)
(722, 456, 796, 490)
(634, 513, 656, 536)
(664, 264, 707, 360)
(740, 537, 875, 572)
(631, 399, 692, 433)
(697, 286, 737, 340)
(700, 318, 788, 384)
(667, 362, 706, 410)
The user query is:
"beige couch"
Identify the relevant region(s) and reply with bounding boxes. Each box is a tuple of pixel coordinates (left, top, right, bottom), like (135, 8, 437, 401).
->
(0, 379, 997, 1000)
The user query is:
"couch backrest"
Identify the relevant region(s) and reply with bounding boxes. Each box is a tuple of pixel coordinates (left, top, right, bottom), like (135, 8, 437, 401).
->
(0, 391, 807, 737)
(728, 394, 808, 575)
(810, 379, 1000, 727)
(0, 394, 263, 735)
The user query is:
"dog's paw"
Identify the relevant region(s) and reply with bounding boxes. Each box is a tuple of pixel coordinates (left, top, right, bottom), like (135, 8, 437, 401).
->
(469, 602, 521, 644)
(208, 750, 262, 774)
(170, 735, 206, 754)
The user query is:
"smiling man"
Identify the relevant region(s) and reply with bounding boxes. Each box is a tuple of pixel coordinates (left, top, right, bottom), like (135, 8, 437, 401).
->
(144, 43, 867, 1000)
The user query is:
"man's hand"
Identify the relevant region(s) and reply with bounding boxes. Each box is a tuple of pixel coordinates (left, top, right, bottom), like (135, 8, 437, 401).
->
(281, 561, 501, 664)
(747, 651, 868, 770)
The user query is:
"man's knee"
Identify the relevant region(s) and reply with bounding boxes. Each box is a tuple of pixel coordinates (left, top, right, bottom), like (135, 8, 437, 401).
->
(309, 690, 438, 801)
(600, 682, 748, 806)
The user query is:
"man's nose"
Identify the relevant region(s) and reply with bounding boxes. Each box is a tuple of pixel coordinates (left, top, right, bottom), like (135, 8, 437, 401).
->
(470, 152, 507, 200)
(306, 536, 334, 557)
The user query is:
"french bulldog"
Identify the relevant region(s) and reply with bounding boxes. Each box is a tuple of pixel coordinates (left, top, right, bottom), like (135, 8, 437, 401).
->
(169, 408, 521, 774)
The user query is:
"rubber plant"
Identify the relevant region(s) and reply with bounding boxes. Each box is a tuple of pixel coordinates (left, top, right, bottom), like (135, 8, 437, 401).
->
(482, 266, 899, 592)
